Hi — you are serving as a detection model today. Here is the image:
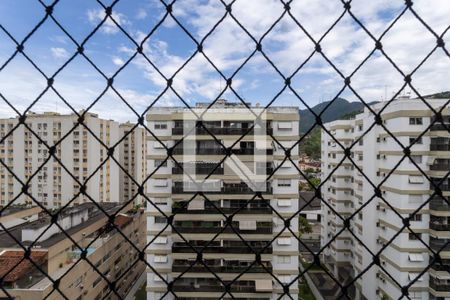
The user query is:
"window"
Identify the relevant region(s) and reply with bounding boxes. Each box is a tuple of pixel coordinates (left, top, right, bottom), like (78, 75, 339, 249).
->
(408, 233, 422, 240)
(277, 255, 291, 264)
(409, 137, 422, 145)
(409, 117, 423, 125)
(409, 214, 422, 221)
(410, 155, 422, 164)
(409, 195, 423, 204)
(154, 255, 168, 263)
(408, 273, 423, 282)
(154, 236, 168, 244)
(277, 275, 291, 284)
(154, 122, 168, 130)
(277, 237, 291, 245)
(93, 276, 102, 287)
(154, 216, 167, 224)
(155, 160, 167, 168)
(408, 253, 424, 262)
(278, 179, 291, 187)
(409, 176, 424, 184)
(277, 199, 291, 207)
(154, 179, 168, 187)
(277, 122, 292, 131)
(154, 198, 168, 206)
(153, 141, 165, 149)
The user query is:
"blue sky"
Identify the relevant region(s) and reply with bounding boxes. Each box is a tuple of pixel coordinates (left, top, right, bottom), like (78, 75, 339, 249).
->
(0, 0, 449, 122)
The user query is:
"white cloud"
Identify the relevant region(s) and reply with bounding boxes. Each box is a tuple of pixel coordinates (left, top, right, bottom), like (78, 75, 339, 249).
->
(51, 47, 69, 59)
(87, 8, 129, 34)
(112, 57, 125, 66)
(136, 8, 147, 20)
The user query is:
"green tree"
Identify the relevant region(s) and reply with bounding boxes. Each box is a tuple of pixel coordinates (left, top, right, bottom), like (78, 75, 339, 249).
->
(299, 216, 312, 235)
(302, 128, 321, 160)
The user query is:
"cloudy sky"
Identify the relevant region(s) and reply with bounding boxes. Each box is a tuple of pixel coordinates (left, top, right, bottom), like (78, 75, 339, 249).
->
(0, 0, 449, 122)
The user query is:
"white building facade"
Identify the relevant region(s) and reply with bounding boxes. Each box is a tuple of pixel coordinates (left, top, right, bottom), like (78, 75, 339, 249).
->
(0, 112, 145, 208)
(146, 100, 300, 299)
(321, 98, 450, 300)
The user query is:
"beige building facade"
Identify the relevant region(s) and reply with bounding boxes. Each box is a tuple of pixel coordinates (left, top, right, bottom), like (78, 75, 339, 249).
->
(146, 100, 301, 299)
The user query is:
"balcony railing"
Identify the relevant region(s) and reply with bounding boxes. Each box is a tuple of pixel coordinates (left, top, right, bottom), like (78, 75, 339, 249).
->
(430, 164, 450, 171)
(429, 198, 450, 211)
(172, 205, 272, 214)
(430, 237, 450, 252)
(172, 262, 271, 273)
(430, 123, 450, 131)
(430, 277, 450, 292)
(172, 243, 272, 254)
(172, 127, 273, 136)
(430, 260, 450, 272)
(172, 281, 258, 293)
(172, 184, 273, 194)
(172, 147, 225, 155)
(172, 166, 224, 175)
(430, 222, 450, 231)
(430, 144, 450, 151)
(173, 225, 273, 234)
(172, 147, 273, 155)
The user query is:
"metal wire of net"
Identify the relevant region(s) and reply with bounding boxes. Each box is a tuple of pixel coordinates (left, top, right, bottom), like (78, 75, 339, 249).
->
(0, 0, 449, 300)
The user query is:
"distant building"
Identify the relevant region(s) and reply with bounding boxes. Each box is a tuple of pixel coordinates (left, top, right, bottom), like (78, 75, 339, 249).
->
(0, 112, 145, 208)
(119, 122, 147, 206)
(0, 202, 145, 299)
(146, 100, 301, 300)
(321, 97, 450, 300)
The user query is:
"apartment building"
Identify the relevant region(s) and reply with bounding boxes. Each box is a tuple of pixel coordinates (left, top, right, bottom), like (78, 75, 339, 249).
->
(146, 99, 300, 299)
(0, 202, 146, 299)
(320, 97, 450, 300)
(0, 112, 145, 208)
(119, 122, 147, 205)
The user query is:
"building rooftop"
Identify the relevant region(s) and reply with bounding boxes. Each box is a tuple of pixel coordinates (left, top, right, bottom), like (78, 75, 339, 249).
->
(0, 203, 121, 249)
(0, 250, 47, 283)
(299, 192, 321, 210)
(0, 205, 37, 218)
(114, 214, 133, 228)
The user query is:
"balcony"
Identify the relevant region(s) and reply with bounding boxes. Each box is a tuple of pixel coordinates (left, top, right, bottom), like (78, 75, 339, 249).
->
(431, 178, 450, 191)
(172, 242, 272, 254)
(430, 122, 450, 131)
(172, 127, 273, 136)
(172, 279, 258, 293)
(430, 216, 450, 231)
(172, 147, 225, 155)
(172, 259, 272, 273)
(172, 201, 272, 214)
(430, 237, 450, 252)
(430, 276, 450, 292)
(430, 223, 450, 231)
(172, 147, 273, 156)
(430, 258, 450, 272)
(429, 197, 450, 211)
(430, 159, 450, 171)
(173, 221, 273, 234)
(172, 165, 224, 175)
(172, 183, 273, 194)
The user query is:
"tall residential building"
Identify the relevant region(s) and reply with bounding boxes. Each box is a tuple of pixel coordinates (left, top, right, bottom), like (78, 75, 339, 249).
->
(0, 202, 146, 300)
(320, 97, 450, 300)
(119, 122, 147, 206)
(0, 112, 145, 208)
(146, 100, 300, 300)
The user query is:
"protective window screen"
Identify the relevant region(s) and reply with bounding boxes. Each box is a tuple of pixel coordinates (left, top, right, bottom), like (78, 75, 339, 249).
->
(0, 1, 449, 300)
